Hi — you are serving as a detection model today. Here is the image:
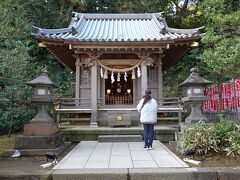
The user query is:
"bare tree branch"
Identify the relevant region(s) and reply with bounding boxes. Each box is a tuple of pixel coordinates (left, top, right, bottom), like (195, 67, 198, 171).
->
(172, 0, 180, 10)
(182, 0, 189, 11)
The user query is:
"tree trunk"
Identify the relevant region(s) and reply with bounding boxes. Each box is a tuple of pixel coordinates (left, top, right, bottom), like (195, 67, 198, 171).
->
(232, 79, 240, 121)
(60, 0, 65, 15)
(8, 91, 14, 137)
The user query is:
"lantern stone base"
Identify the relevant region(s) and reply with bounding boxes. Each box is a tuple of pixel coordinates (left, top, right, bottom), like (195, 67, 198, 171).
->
(4, 142, 71, 156)
(182, 97, 209, 124)
(185, 102, 209, 124)
(23, 123, 59, 136)
(16, 133, 63, 149)
(13, 133, 71, 156)
(185, 116, 209, 124)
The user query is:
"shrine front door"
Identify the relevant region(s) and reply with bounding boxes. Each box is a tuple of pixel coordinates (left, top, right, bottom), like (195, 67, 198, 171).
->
(105, 73, 133, 105)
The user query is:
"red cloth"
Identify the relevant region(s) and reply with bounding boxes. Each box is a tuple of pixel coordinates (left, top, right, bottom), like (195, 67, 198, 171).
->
(202, 80, 240, 111)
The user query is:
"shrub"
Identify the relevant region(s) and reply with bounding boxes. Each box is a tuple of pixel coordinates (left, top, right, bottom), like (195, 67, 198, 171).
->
(177, 118, 240, 158)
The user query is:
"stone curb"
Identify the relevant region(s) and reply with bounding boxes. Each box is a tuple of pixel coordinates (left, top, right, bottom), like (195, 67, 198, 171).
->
(51, 169, 128, 180)
(0, 171, 50, 180)
(1, 167, 240, 180)
(50, 167, 240, 180)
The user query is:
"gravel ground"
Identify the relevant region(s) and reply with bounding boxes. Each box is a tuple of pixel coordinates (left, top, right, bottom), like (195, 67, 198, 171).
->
(0, 143, 75, 176)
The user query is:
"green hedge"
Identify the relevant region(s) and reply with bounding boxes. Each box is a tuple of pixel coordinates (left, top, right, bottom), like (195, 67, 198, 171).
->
(177, 117, 240, 158)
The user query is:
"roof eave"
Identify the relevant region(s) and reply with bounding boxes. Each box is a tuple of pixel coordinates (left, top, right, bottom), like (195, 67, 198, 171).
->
(166, 26, 204, 35)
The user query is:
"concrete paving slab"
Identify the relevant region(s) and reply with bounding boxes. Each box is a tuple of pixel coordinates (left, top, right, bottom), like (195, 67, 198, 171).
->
(109, 155, 133, 168)
(133, 160, 158, 168)
(131, 151, 153, 161)
(84, 161, 109, 168)
(88, 154, 110, 161)
(58, 157, 88, 169)
(53, 140, 188, 169)
(111, 149, 130, 156)
(128, 142, 145, 150)
(153, 154, 185, 167)
(149, 149, 169, 155)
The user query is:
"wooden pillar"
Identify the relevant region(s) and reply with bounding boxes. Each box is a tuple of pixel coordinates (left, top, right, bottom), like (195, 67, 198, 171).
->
(90, 56, 98, 127)
(75, 56, 81, 106)
(141, 56, 148, 96)
(158, 56, 163, 105)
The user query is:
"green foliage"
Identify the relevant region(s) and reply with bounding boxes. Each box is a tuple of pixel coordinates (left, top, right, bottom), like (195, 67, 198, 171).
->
(178, 121, 219, 154)
(0, 0, 29, 41)
(200, 0, 240, 80)
(163, 46, 208, 97)
(164, 0, 204, 28)
(0, 0, 34, 134)
(0, 0, 75, 134)
(178, 118, 240, 158)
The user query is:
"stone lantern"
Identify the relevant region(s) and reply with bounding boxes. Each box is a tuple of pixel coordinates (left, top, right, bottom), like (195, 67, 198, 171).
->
(23, 68, 58, 134)
(178, 67, 212, 123)
(14, 69, 68, 155)
(26, 68, 55, 124)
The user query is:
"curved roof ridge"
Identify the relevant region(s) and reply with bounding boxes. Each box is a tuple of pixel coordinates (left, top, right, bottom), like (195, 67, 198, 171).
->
(151, 13, 166, 30)
(72, 12, 164, 20)
(165, 26, 204, 35)
(33, 26, 71, 35)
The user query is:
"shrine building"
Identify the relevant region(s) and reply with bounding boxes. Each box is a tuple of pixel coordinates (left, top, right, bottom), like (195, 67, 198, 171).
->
(33, 12, 202, 127)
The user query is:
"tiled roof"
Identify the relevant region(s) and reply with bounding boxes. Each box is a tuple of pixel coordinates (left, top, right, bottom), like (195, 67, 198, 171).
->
(34, 12, 202, 42)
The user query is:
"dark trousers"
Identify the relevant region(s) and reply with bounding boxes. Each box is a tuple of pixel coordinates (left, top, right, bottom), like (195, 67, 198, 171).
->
(143, 123, 154, 148)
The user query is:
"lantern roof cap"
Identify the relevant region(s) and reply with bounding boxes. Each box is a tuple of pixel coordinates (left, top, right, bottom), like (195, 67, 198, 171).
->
(26, 69, 55, 87)
(178, 67, 212, 87)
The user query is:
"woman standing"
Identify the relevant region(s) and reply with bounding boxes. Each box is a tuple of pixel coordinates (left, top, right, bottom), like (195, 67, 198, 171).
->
(137, 89, 158, 150)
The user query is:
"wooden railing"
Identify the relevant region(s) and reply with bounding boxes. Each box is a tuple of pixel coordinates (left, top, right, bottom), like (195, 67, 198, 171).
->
(157, 97, 183, 123)
(54, 98, 102, 126)
(157, 97, 182, 106)
(54, 97, 183, 125)
(135, 97, 182, 108)
(54, 98, 103, 109)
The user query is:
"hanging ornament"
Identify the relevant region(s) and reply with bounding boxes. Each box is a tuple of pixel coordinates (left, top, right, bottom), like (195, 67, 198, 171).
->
(124, 72, 128, 82)
(131, 69, 136, 79)
(111, 71, 115, 83)
(100, 67, 103, 78)
(117, 72, 121, 82)
(104, 69, 108, 79)
(137, 66, 141, 77)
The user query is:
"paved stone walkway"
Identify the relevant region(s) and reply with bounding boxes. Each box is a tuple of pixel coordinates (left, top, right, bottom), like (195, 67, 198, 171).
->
(53, 140, 188, 169)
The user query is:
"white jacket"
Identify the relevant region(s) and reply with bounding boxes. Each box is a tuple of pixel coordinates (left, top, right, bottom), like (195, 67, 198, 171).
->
(137, 98, 158, 124)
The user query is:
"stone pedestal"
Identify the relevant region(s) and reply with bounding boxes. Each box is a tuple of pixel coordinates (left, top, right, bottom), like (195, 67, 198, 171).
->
(185, 102, 209, 123)
(16, 133, 63, 149)
(14, 124, 70, 156)
(23, 123, 59, 136)
(183, 96, 209, 124)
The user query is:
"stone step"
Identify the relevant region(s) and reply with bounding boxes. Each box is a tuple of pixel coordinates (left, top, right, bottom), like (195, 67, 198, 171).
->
(62, 126, 179, 143)
(98, 135, 142, 142)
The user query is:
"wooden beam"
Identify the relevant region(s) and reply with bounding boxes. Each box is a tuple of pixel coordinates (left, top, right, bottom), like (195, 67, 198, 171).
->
(75, 49, 163, 55)
(190, 42, 199, 47)
(38, 42, 46, 47)
(71, 43, 172, 49)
